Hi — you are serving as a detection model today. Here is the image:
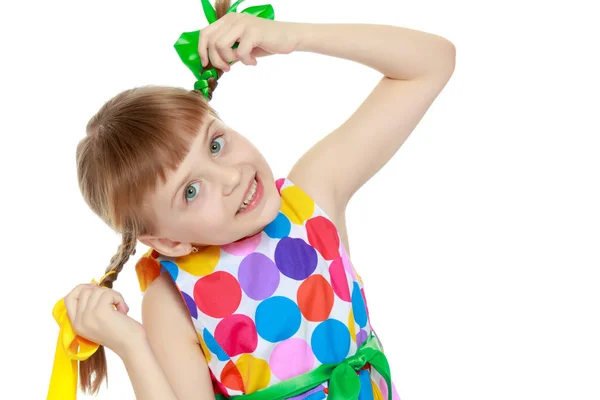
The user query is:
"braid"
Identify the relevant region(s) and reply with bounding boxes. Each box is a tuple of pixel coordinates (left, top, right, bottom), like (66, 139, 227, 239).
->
(99, 230, 137, 288)
(79, 230, 137, 394)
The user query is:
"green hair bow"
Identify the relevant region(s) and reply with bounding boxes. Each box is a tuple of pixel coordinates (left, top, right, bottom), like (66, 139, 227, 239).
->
(174, 0, 275, 99)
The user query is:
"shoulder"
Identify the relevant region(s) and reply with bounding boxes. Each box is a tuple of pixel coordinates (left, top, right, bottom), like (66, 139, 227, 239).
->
(142, 273, 196, 342)
(142, 273, 215, 399)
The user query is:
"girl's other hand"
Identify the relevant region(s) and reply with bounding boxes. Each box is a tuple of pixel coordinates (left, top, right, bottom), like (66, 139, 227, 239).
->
(198, 13, 299, 70)
(64, 283, 145, 357)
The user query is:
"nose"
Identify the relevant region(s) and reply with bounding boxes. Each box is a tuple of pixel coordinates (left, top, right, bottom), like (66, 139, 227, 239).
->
(208, 164, 242, 196)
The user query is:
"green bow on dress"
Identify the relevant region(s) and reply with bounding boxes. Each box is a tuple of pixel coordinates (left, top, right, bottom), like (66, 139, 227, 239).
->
(174, 0, 275, 99)
(215, 332, 393, 400)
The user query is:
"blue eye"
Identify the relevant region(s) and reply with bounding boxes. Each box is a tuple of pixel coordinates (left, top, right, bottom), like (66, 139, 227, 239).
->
(210, 137, 225, 155)
(185, 182, 200, 202)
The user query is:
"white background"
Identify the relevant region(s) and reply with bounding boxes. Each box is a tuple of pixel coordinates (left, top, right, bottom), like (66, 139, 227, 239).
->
(1, 0, 599, 399)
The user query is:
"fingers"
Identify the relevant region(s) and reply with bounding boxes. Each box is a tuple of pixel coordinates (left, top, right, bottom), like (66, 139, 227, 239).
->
(199, 13, 258, 70)
(105, 289, 129, 314)
(235, 31, 258, 66)
(214, 24, 245, 70)
(76, 287, 94, 323)
(64, 283, 96, 323)
(64, 283, 130, 334)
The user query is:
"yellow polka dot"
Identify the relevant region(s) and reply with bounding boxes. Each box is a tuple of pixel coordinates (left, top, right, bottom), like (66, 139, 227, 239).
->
(348, 309, 356, 342)
(235, 354, 271, 393)
(176, 246, 220, 276)
(196, 332, 212, 363)
(372, 379, 384, 400)
(280, 186, 315, 225)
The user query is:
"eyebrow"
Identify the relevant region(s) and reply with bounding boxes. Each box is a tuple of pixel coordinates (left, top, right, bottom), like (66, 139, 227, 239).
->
(170, 119, 217, 208)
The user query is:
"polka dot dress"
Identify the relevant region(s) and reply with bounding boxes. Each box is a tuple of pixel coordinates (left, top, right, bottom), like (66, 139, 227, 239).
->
(136, 178, 401, 400)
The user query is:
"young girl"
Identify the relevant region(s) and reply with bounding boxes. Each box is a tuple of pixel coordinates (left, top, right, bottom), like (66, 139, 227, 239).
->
(49, 0, 455, 399)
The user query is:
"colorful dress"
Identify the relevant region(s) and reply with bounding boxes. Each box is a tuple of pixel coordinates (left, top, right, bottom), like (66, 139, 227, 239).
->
(135, 178, 401, 400)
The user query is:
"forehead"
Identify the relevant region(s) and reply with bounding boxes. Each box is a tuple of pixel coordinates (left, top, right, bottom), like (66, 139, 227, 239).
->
(152, 117, 219, 186)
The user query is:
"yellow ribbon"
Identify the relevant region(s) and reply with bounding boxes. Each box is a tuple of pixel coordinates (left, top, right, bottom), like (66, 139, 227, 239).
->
(46, 270, 117, 400)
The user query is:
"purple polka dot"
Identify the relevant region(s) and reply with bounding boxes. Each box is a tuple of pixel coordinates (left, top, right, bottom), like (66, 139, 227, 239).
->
(275, 237, 318, 280)
(287, 385, 325, 400)
(238, 253, 280, 300)
(181, 291, 198, 319)
(357, 329, 368, 347)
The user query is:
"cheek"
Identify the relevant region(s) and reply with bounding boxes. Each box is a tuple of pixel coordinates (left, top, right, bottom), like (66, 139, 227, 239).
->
(191, 206, 232, 237)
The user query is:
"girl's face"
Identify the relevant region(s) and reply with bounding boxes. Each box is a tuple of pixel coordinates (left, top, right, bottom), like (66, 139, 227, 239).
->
(141, 117, 281, 252)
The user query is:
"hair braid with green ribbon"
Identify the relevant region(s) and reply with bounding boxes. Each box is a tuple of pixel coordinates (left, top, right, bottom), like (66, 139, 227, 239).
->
(174, 0, 275, 100)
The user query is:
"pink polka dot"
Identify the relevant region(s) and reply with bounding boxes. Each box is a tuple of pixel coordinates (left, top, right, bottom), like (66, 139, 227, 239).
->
(275, 178, 285, 194)
(341, 245, 357, 281)
(215, 314, 258, 357)
(379, 377, 389, 399)
(392, 382, 401, 400)
(329, 258, 351, 302)
(222, 232, 261, 256)
(269, 338, 315, 380)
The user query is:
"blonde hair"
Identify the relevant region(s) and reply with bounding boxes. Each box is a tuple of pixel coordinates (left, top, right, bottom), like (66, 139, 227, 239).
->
(75, 0, 231, 392)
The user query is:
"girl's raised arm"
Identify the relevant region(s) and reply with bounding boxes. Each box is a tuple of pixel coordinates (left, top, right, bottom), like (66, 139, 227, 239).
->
(287, 23, 455, 213)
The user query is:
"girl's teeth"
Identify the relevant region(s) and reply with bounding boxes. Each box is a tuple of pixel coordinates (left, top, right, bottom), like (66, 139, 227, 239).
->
(238, 179, 257, 212)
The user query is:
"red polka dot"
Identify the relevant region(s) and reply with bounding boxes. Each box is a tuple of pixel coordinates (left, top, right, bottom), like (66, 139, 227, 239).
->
(276, 178, 285, 194)
(297, 274, 334, 322)
(306, 216, 340, 260)
(221, 360, 244, 392)
(214, 314, 258, 356)
(210, 370, 228, 396)
(329, 258, 351, 302)
(194, 272, 241, 318)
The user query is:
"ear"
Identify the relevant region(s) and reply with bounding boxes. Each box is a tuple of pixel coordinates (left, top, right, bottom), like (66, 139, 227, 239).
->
(137, 235, 193, 258)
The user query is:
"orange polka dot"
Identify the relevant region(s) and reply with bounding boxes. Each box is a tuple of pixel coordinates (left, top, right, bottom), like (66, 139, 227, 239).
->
(135, 256, 161, 292)
(220, 361, 244, 392)
(297, 274, 334, 322)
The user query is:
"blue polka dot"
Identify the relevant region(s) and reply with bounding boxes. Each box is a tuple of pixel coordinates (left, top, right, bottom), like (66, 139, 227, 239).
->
(358, 369, 374, 400)
(265, 212, 291, 239)
(311, 319, 350, 364)
(181, 291, 197, 319)
(160, 260, 178, 281)
(203, 328, 229, 361)
(305, 390, 327, 400)
(352, 282, 368, 328)
(255, 296, 301, 342)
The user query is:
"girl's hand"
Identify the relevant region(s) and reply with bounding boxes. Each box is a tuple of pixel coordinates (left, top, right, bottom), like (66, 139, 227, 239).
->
(198, 13, 299, 70)
(64, 283, 145, 356)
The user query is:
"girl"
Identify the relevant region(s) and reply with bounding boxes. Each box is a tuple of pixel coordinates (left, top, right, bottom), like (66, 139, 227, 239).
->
(50, 0, 455, 399)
